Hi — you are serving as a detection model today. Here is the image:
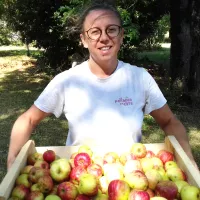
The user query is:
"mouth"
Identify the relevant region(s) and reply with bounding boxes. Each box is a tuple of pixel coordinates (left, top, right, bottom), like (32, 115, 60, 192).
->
(98, 46, 112, 53)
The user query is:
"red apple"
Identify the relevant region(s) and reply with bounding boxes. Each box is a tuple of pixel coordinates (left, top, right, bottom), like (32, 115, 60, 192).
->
(74, 153, 91, 169)
(146, 150, 155, 158)
(37, 175, 53, 194)
(34, 160, 49, 169)
(78, 173, 99, 196)
(75, 194, 91, 200)
(70, 166, 87, 185)
(146, 188, 155, 198)
(11, 185, 30, 199)
(130, 143, 147, 159)
(166, 167, 187, 181)
(103, 152, 119, 164)
(128, 189, 150, 200)
(26, 191, 44, 200)
(87, 163, 103, 178)
(157, 150, 174, 164)
(43, 150, 56, 163)
(155, 180, 178, 200)
(108, 180, 130, 200)
(57, 181, 78, 200)
(124, 170, 148, 190)
(27, 152, 43, 165)
(28, 167, 50, 183)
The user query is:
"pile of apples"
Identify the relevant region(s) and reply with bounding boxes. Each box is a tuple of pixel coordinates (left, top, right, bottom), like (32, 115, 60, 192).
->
(9, 143, 200, 200)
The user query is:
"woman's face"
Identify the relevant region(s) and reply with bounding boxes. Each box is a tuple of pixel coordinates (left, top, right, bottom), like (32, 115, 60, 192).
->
(80, 9, 124, 64)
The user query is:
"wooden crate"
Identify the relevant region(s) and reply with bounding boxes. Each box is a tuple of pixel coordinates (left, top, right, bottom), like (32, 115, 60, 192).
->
(0, 136, 200, 200)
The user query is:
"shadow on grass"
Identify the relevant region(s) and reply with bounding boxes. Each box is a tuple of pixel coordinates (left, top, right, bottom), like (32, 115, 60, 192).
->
(0, 64, 67, 183)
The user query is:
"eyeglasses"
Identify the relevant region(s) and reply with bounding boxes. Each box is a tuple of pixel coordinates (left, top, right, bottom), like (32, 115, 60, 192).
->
(85, 25, 122, 41)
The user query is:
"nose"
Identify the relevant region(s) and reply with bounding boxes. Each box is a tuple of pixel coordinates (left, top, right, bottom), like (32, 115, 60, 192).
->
(99, 30, 110, 42)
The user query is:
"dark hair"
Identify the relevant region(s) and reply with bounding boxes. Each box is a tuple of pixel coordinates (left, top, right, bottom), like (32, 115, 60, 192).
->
(77, 3, 123, 33)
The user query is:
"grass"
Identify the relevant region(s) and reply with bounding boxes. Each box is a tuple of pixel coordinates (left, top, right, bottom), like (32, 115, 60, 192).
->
(0, 46, 200, 184)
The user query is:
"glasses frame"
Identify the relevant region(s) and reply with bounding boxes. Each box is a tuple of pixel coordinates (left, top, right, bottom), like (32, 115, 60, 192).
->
(85, 24, 122, 41)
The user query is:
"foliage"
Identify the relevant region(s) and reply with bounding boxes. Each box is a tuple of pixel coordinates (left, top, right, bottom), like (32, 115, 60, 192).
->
(3, 0, 170, 71)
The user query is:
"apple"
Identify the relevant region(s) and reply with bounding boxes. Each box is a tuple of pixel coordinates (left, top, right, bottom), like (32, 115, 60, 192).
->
(75, 194, 91, 200)
(26, 191, 44, 200)
(150, 197, 167, 200)
(93, 191, 109, 200)
(11, 185, 30, 199)
(27, 152, 43, 165)
(103, 163, 124, 183)
(146, 188, 155, 198)
(70, 165, 87, 185)
(155, 180, 178, 200)
(20, 165, 34, 174)
(74, 153, 91, 168)
(16, 174, 32, 188)
(151, 157, 163, 169)
(164, 161, 178, 170)
(145, 169, 162, 190)
(48, 185, 58, 195)
(166, 167, 187, 181)
(156, 167, 169, 181)
(78, 173, 99, 196)
(99, 176, 109, 194)
(180, 185, 200, 200)
(92, 156, 104, 168)
(103, 152, 119, 164)
(31, 184, 41, 192)
(34, 160, 50, 169)
(108, 180, 130, 200)
(130, 143, 147, 159)
(50, 158, 71, 182)
(28, 167, 50, 183)
(146, 150, 155, 158)
(57, 181, 78, 200)
(43, 150, 56, 163)
(174, 180, 189, 199)
(140, 157, 154, 172)
(157, 150, 174, 164)
(87, 163, 103, 178)
(37, 175, 53, 193)
(119, 152, 136, 165)
(123, 160, 142, 175)
(45, 195, 61, 200)
(124, 170, 148, 190)
(128, 189, 150, 200)
(78, 145, 93, 157)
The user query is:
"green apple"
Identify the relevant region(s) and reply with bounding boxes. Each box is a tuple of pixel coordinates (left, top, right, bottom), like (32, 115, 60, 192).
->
(180, 185, 200, 200)
(16, 174, 32, 188)
(78, 145, 93, 157)
(164, 161, 178, 171)
(174, 180, 189, 199)
(130, 143, 147, 159)
(151, 157, 164, 169)
(11, 185, 30, 199)
(145, 169, 162, 190)
(45, 195, 61, 200)
(50, 158, 71, 182)
(31, 183, 40, 192)
(156, 167, 169, 181)
(140, 157, 154, 173)
(166, 167, 186, 181)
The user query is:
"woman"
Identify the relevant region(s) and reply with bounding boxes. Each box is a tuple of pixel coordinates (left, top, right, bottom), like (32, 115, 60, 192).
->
(7, 3, 198, 169)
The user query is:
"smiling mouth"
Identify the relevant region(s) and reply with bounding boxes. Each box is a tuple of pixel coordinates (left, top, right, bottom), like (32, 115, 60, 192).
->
(99, 46, 112, 51)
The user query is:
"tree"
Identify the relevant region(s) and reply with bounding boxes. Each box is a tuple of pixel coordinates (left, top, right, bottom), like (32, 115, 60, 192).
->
(170, 0, 200, 100)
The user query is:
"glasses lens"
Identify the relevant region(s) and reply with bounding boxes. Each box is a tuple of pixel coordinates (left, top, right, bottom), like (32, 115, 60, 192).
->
(106, 25, 121, 38)
(87, 28, 101, 40)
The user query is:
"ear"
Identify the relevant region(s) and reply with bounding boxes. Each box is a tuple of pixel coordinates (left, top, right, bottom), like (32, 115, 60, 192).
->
(80, 34, 88, 48)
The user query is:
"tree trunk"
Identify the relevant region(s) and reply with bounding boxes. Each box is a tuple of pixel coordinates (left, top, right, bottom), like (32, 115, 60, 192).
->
(25, 38, 30, 57)
(170, 0, 192, 93)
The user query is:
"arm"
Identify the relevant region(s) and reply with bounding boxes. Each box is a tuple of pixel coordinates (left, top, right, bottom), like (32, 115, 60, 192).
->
(7, 105, 51, 170)
(150, 104, 198, 168)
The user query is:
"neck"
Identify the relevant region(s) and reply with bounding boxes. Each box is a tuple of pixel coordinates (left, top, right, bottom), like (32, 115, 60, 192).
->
(88, 57, 118, 78)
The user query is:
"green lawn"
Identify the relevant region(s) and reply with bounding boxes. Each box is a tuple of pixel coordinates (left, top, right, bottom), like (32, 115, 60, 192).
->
(0, 47, 199, 184)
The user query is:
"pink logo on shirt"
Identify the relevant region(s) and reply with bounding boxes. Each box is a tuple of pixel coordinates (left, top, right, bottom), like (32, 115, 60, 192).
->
(115, 97, 133, 106)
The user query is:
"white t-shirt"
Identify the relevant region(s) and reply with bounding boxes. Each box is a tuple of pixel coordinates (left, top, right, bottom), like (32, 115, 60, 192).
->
(34, 60, 166, 146)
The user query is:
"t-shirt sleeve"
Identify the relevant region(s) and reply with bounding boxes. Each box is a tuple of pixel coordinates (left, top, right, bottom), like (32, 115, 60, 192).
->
(142, 69, 167, 114)
(34, 75, 65, 118)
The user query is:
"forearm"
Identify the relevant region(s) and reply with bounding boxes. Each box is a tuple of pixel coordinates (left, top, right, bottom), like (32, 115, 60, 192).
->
(7, 114, 36, 169)
(162, 117, 195, 161)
